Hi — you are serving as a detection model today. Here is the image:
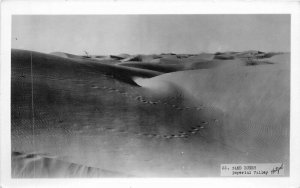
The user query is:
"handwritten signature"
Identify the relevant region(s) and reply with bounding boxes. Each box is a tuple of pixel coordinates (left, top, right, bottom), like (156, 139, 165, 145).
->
(271, 163, 283, 174)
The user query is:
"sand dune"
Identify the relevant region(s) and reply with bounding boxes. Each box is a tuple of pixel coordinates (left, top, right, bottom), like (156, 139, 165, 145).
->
(11, 49, 290, 177)
(214, 51, 280, 60)
(214, 53, 235, 60)
(117, 62, 184, 73)
(117, 51, 221, 72)
(117, 59, 222, 73)
(150, 53, 290, 170)
(12, 151, 132, 177)
(16, 49, 162, 86)
(110, 54, 130, 60)
(50, 52, 87, 60)
(51, 52, 121, 65)
(184, 53, 215, 61)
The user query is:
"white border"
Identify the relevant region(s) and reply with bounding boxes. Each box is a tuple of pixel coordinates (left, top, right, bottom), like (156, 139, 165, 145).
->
(1, 1, 300, 188)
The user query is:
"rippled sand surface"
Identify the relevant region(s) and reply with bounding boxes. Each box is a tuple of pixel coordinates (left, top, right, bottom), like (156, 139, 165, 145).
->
(11, 49, 289, 177)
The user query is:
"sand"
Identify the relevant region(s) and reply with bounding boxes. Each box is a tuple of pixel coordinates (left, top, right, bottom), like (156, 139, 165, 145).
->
(12, 151, 132, 177)
(11, 49, 290, 177)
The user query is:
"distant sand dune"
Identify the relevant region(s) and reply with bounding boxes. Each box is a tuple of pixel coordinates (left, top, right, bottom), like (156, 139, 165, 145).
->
(117, 59, 221, 73)
(117, 62, 183, 73)
(17, 49, 162, 86)
(50, 52, 86, 59)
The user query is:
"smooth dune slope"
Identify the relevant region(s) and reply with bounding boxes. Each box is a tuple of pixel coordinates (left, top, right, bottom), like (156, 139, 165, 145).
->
(11, 49, 290, 177)
(150, 53, 290, 173)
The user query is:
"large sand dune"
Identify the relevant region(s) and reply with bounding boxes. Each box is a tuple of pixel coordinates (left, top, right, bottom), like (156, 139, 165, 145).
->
(11, 49, 290, 177)
(148, 53, 290, 168)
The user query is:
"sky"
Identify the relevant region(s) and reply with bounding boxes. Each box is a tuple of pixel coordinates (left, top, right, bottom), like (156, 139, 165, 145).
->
(12, 15, 290, 55)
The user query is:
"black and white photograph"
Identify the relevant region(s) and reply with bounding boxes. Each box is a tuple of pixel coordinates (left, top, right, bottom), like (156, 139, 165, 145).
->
(10, 14, 291, 177)
(1, 1, 300, 187)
